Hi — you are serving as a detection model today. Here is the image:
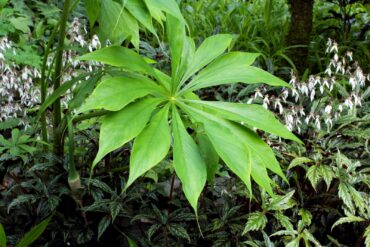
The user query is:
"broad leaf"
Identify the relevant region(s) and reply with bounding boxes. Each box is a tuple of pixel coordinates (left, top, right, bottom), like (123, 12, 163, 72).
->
(126, 0, 157, 35)
(331, 215, 364, 231)
(180, 34, 234, 85)
(146, 0, 185, 23)
(0, 223, 6, 247)
(78, 46, 156, 77)
(92, 98, 160, 168)
(99, 0, 128, 45)
(196, 131, 219, 185)
(180, 103, 278, 194)
(172, 107, 206, 213)
(16, 215, 52, 247)
(306, 165, 321, 191)
(183, 52, 260, 90)
(184, 53, 290, 91)
(288, 157, 312, 170)
(186, 100, 302, 143)
(78, 75, 163, 112)
(126, 104, 171, 188)
(243, 212, 267, 234)
(166, 14, 186, 87)
(84, 0, 100, 30)
(98, 216, 111, 240)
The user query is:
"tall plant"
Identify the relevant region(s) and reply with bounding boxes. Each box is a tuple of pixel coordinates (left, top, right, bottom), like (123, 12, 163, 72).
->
(77, 14, 301, 214)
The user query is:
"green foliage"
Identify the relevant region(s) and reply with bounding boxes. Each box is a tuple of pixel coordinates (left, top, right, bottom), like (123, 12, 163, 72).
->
(84, 0, 184, 48)
(0, 216, 52, 247)
(1, 0, 369, 246)
(78, 10, 299, 213)
(0, 129, 36, 162)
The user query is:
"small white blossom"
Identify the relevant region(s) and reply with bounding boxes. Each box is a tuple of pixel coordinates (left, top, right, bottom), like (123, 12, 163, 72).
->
(324, 105, 332, 114)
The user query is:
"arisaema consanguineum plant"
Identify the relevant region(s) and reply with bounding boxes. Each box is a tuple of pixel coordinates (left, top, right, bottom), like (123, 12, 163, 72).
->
(77, 14, 302, 215)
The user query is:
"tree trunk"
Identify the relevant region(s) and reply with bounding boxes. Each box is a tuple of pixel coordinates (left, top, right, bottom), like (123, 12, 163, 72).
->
(287, 0, 314, 74)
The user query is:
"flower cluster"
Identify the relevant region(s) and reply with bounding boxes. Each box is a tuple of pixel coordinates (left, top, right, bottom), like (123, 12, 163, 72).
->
(0, 18, 103, 127)
(0, 36, 41, 125)
(58, 18, 102, 108)
(247, 38, 368, 134)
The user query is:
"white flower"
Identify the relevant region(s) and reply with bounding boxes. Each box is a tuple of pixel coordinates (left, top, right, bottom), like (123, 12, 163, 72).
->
(325, 118, 333, 130)
(334, 53, 339, 62)
(274, 98, 283, 114)
(346, 51, 353, 61)
(314, 116, 321, 130)
(344, 97, 353, 109)
(281, 89, 289, 102)
(310, 90, 316, 102)
(352, 94, 362, 106)
(324, 105, 332, 114)
(338, 104, 343, 112)
(299, 83, 309, 96)
(330, 42, 338, 53)
(320, 85, 324, 94)
(349, 76, 356, 90)
(254, 88, 263, 99)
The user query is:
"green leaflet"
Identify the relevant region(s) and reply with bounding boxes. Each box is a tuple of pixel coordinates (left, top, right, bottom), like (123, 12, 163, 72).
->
(99, 0, 128, 45)
(84, 0, 100, 30)
(172, 107, 207, 214)
(0, 223, 6, 247)
(126, 104, 171, 188)
(183, 53, 289, 92)
(146, 0, 185, 23)
(180, 103, 278, 195)
(196, 131, 219, 185)
(78, 46, 156, 77)
(182, 52, 260, 91)
(78, 75, 164, 112)
(126, 0, 157, 36)
(185, 100, 302, 143)
(180, 34, 234, 86)
(331, 215, 365, 231)
(16, 215, 52, 247)
(92, 97, 161, 168)
(243, 212, 268, 233)
(166, 14, 186, 88)
(201, 117, 253, 194)
(176, 37, 196, 87)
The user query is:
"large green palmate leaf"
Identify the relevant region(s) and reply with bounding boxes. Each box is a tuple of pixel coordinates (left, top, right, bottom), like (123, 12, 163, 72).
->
(126, 104, 171, 188)
(80, 1, 301, 211)
(92, 97, 161, 168)
(172, 107, 207, 213)
(185, 100, 301, 143)
(78, 75, 164, 112)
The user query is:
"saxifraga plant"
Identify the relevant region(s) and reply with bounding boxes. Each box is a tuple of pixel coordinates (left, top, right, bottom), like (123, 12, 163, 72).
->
(76, 14, 302, 215)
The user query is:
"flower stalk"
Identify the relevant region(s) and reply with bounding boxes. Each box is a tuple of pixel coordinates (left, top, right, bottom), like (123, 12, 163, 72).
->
(52, 0, 71, 157)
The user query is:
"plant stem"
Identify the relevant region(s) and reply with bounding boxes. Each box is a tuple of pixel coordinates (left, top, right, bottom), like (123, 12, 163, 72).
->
(40, 21, 61, 150)
(52, 0, 71, 157)
(67, 115, 81, 192)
